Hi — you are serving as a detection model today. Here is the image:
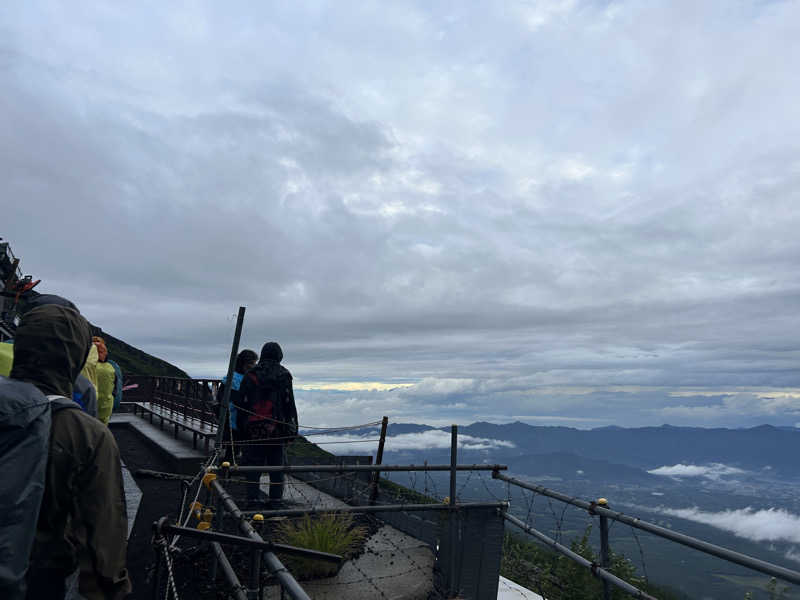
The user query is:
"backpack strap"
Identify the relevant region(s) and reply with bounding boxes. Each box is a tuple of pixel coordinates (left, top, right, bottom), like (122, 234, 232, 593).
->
(47, 394, 81, 413)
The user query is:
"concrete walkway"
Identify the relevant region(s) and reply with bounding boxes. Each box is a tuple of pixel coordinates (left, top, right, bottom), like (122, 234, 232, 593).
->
(120, 460, 141, 538)
(258, 476, 434, 599)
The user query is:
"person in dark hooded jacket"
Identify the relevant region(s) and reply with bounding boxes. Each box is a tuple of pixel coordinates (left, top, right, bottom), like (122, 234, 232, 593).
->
(8, 304, 131, 599)
(215, 348, 258, 462)
(239, 341, 298, 504)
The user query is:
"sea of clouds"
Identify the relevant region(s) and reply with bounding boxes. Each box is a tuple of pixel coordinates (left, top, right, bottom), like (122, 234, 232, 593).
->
(647, 463, 746, 480)
(308, 429, 515, 455)
(654, 506, 800, 546)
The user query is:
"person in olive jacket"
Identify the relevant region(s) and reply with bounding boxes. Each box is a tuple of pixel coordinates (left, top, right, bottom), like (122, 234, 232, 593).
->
(9, 305, 131, 599)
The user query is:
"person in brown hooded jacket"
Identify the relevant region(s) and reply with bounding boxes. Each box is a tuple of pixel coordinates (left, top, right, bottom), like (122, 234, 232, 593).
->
(9, 304, 131, 599)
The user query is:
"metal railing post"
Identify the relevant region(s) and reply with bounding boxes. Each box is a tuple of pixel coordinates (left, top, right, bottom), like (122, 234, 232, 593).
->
(598, 497, 611, 600)
(211, 542, 248, 600)
(216, 306, 246, 452)
(449, 424, 458, 596)
(248, 547, 261, 599)
(369, 416, 389, 504)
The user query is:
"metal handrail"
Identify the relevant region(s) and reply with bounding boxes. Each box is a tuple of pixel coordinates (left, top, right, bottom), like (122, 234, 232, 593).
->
(504, 512, 656, 599)
(494, 470, 800, 588)
(223, 463, 507, 473)
(210, 478, 312, 600)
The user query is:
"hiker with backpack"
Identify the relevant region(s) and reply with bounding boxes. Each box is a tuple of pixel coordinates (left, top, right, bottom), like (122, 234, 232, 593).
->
(215, 348, 258, 463)
(238, 341, 298, 506)
(93, 336, 118, 425)
(0, 304, 131, 599)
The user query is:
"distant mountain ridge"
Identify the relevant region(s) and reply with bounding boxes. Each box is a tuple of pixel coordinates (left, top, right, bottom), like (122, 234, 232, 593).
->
(367, 420, 800, 477)
(505, 451, 665, 485)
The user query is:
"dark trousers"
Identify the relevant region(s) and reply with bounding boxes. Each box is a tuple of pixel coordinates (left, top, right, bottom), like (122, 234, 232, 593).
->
(220, 421, 246, 463)
(242, 423, 286, 500)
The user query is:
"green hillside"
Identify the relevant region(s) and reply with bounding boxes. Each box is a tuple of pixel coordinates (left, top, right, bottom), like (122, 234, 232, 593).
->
(91, 326, 189, 378)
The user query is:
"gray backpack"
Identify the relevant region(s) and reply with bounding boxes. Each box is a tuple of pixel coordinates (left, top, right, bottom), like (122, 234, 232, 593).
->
(0, 377, 77, 600)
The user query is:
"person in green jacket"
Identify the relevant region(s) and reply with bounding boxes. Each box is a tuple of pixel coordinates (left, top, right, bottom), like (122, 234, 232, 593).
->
(0, 341, 12, 376)
(92, 337, 115, 424)
(0, 339, 98, 417)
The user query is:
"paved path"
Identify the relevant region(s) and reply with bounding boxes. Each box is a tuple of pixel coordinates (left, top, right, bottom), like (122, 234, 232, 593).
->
(120, 460, 141, 538)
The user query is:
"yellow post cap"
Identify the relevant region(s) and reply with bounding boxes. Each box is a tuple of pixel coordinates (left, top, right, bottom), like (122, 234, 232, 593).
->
(202, 472, 217, 490)
(221, 461, 231, 468)
(197, 522, 211, 530)
(252, 514, 264, 522)
(597, 498, 609, 506)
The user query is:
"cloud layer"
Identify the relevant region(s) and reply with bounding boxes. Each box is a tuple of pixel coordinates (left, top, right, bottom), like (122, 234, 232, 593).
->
(655, 506, 800, 545)
(4, 1, 800, 427)
(308, 430, 515, 455)
(648, 463, 746, 479)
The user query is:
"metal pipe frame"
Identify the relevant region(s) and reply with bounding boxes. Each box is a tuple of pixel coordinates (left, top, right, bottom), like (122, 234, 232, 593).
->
(368, 415, 389, 504)
(504, 513, 657, 600)
(240, 501, 508, 518)
(155, 519, 342, 563)
(210, 479, 312, 600)
(211, 542, 249, 600)
(495, 471, 800, 586)
(221, 463, 507, 473)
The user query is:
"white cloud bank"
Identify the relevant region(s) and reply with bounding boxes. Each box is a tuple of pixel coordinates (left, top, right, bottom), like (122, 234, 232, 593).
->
(648, 463, 746, 479)
(654, 506, 800, 545)
(309, 430, 515, 455)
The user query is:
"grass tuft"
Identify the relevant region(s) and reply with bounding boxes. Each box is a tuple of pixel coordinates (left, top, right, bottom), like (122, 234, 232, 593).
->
(276, 512, 367, 579)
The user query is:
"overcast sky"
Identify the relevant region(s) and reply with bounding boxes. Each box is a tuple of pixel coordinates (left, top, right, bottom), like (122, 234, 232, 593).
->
(3, 1, 800, 428)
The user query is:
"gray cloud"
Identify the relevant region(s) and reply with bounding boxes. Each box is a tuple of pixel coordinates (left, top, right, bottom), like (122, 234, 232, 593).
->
(3, 1, 800, 427)
(308, 430, 515, 455)
(650, 506, 800, 546)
